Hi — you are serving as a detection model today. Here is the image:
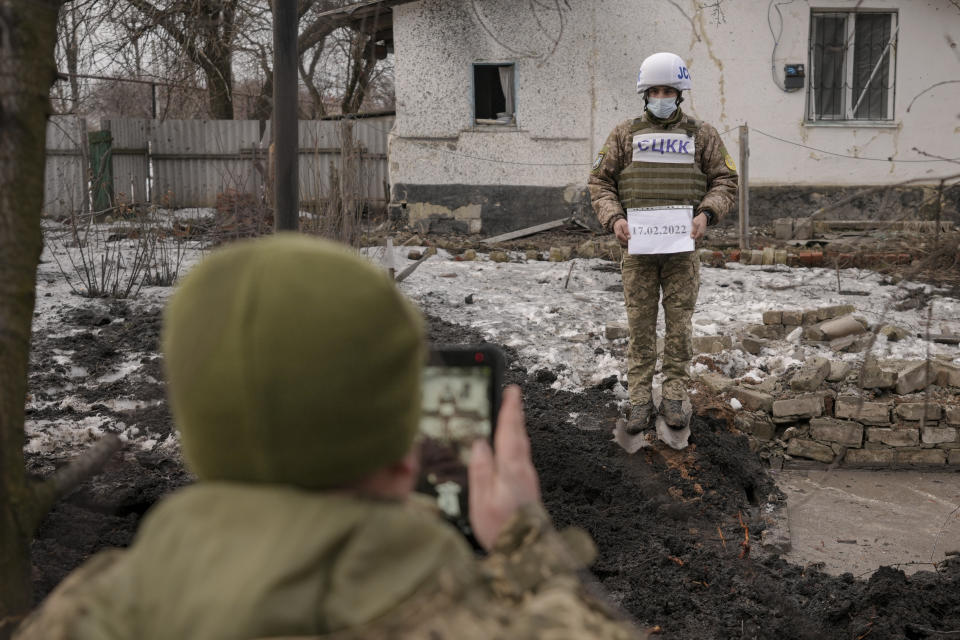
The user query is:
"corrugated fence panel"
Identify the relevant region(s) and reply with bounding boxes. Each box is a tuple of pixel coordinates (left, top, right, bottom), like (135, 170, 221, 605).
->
(44, 116, 86, 217)
(104, 118, 151, 206)
(152, 120, 266, 208)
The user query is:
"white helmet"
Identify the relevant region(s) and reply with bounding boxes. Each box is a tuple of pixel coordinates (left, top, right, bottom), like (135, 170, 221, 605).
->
(636, 52, 691, 93)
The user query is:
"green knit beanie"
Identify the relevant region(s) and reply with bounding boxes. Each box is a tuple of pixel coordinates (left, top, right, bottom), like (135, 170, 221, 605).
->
(162, 233, 425, 490)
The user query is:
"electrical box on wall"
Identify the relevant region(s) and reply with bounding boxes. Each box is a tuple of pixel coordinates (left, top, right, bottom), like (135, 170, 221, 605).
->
(784, 63, 805, 89)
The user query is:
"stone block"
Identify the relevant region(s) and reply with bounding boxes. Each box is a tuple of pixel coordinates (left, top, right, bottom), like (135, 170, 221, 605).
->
(605, 323, 629, 340)
(745, 324, 784, 340)
(762, 310, 782, 325)
(896, 402, 941, 422)
(896, 449, 947, 465)
(896, 361, 932, 395)
(922, 426, 958, 445)
(866, 427, 919, 447)
(946, 406, 960, 425)
(692, 335, 732, 354)
(827, 360, 852, 382)
(935, 362, 960, 388)
(836, 396, 890, 424)
(774, 218, 794, 240)
(460, 249, 477, 261)
(781, 310, 803, 326)
(489, 250, 509, 263)
(845, 448, 895, 466)
(525, 249, 541, 261)
(699, 371, 735, 395)
(729, 387, 774, 413)
(790, 357, 831, 392)
(820, 304, 856, 320)
(810, 417, 864, 447)
(740, 335, 768, 355)
(786, 438, 836, 463)
(549, 246, 572, 262)
(735, 414, 775, 440)
(801, 309, 821, 326)
(819, 315, 866, 340)
(576, 240, 600, 259)
(794, 217, 813, 240)
(859, 358, 899, 390)
(829, 335, 860, 352)
(772, 394, 824, 420)
(950, 450, 960, 465)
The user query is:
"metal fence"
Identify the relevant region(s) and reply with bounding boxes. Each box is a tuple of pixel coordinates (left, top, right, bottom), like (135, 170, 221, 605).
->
(43, 114, 394, 216)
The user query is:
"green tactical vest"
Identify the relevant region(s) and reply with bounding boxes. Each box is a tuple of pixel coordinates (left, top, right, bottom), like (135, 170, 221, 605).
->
(617, 112, 707, 211)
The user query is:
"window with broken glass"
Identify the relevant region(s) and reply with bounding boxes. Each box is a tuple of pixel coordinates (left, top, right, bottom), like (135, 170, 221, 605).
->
(807, 10, 898, 122)
(473, 63, 515, 125)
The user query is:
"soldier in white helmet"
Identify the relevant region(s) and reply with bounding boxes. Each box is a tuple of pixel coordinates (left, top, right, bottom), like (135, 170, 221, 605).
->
(588, 52, 738, 439)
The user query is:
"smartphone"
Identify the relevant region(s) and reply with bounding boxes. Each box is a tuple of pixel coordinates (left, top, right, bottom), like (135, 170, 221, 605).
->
(417, 344, 505, 539)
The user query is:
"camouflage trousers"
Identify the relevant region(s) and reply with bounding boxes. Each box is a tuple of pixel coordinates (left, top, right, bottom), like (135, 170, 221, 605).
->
(620, 251, 700, 405)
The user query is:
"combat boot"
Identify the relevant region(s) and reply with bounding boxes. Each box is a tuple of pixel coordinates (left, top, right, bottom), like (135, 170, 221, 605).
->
(624, 401, 654, 435)
(660, 399, 687, 429)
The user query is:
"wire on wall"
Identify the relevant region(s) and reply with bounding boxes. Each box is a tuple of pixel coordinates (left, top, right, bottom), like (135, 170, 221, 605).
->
(767, 0, 801, 93)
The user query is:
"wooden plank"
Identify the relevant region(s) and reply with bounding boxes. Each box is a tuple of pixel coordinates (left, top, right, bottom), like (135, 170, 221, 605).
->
(482, 217, 570, 244)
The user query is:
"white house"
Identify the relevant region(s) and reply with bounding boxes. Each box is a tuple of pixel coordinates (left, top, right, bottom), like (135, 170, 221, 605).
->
(386, 0, 960, 234)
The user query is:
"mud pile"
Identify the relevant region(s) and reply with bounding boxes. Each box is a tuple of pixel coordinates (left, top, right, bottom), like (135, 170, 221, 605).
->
(25, 312, 960, 639)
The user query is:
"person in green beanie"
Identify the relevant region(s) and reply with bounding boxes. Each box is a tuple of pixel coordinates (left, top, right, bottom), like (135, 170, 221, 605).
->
(16, 234, 646, 640)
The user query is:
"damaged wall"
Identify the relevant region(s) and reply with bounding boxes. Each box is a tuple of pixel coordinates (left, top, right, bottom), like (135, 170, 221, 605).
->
(391, 0, 960, 233)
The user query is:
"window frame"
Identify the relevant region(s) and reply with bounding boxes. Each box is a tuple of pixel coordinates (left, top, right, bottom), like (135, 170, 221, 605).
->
(471, 62, 517, 127)
(806, 9, 898, 124)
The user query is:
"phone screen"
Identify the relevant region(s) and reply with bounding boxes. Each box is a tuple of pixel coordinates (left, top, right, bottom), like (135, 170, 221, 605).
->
(417, 346, 503, 537)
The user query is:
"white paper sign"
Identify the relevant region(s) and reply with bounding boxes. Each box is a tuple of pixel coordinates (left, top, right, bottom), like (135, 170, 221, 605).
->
(632, 132, 696, 164)
(627, 206, 695, 255)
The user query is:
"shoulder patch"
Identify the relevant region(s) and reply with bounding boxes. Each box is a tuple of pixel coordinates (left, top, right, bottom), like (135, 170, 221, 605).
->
(724, 150, 737, 172)
(591, 149, 607, 172)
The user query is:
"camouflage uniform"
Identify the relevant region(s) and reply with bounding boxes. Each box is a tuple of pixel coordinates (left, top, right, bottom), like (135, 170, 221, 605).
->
(15, 486, 646, 640)
(588, 109, 737, 405)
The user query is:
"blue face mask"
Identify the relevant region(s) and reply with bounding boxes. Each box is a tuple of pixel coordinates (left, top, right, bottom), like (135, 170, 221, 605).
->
(647, 97, 678, 119)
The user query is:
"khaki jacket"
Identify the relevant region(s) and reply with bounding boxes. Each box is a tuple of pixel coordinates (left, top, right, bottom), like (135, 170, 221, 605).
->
(588, 110, 739, 232)
(16, 484, 645, 640)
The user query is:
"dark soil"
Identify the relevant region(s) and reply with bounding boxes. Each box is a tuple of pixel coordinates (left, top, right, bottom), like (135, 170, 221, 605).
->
(25, 305, 960, 638)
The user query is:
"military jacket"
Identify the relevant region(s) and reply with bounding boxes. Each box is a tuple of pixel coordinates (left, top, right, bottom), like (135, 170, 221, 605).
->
(588, 109, 738, 232)
(15, 484, 647, 640)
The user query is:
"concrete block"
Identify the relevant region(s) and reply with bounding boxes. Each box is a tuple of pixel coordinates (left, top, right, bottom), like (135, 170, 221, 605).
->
(810, 417, 864, 447)
(740, 335, 768, 355)
(827, 360, 852, 382)
(576, 239, 600, 259)
(549, 246, 572, 262)
(794, 217, 812, 240)
(878, 325, 910, 342)
(845, 448, 895, 466)
(859, 358, 899, 390)
(946, 406, 960, 425)
(896, 449, 947, 465)
(762, 310, 783, 325)
(605, 323, 629, 340)
(801, 309, 820, 326)
(781, 310, 803, 326)
(525, 249, 540, 261)
(820, 304, 856, 320)
(950, 450, 960, 465)
(935, 362, 960, 388)
(699, 371, 735, 395)
(786, 438, 836, 463)
(829, 335, 860, 352)
(729, 387, 774, 413)
(896, 402, 941, 422)
(489, 250, 509, 263)
(866, 427, 919, 447)
(772, 394, 824, 420)
(790, 357, 831, 392)
(745, 324, 784, 340)
(896, 361, 932, 395)
(819, 315, 865, 340)
(692, 335, 732, 354)
(774, 218, 794, 239)
(922, 426, 957, 445)
(461, 249, 477, 261)
(835, 396, 890, 424)
(735, 414, 775, 440)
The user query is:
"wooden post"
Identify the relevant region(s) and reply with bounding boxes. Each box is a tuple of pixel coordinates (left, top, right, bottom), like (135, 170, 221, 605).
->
(272, 0, 299, 231)
(738, 124, 750, 250)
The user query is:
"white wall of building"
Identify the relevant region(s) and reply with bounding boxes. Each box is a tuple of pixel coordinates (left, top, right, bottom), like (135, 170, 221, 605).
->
(391, 0, 959, 192)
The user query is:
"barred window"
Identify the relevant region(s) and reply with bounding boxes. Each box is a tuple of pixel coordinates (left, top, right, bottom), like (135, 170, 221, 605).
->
(807, 10, 898, 122)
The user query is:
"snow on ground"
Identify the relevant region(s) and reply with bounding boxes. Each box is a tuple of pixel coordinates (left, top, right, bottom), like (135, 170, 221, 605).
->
(25, 222, 960, 459)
